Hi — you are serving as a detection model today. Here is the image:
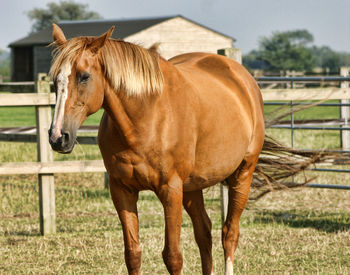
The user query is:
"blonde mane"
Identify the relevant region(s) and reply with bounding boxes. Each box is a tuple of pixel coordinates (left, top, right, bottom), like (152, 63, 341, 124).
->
(50, 37, 164, 96)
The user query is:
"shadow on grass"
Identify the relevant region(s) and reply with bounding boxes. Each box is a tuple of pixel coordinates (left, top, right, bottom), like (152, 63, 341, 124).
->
(252, 210, 350, 233)
(4, 229, 40, 237)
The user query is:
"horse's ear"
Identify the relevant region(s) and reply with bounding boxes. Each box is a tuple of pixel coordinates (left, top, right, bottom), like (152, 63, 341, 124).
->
(148, 42, 161, 53)
(90, 26, 115, 53)
(52, 24, 67, 46)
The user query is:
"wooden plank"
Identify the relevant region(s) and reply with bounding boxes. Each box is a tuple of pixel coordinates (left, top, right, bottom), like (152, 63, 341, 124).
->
(38, 175, 55, 235)
(0, 133, 36, 142)
(0, 160, 106, 175)
(340, 67, 350, 150)
(0, 93, 56, 106)
(261, 87, 350, 101)
(36, 74, 56, 235)
(0, 82, 35, 93)
(36, 105, 52, 162)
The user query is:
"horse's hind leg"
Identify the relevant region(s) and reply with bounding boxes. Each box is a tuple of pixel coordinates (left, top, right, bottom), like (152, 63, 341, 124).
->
(183, 190, 213, 275)
(222, 155, 259, 275)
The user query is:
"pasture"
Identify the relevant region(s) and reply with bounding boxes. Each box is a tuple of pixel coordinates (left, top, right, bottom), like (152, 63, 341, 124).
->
(0, 104, 350, 274)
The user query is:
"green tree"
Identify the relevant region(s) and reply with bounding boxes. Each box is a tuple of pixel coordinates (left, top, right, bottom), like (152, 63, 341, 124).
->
(338, 52, 350, 69)
(243, 50, 269, 71)
(311, 46, 342, 73)
(258, 30, 316, 73)
(0, 49, 10, 77)
(27, 0, 102, 32)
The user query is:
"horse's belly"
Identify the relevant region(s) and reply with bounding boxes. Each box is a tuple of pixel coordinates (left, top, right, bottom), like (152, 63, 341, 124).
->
(183, 148, 246, 192)
(183, 159, 241, 191)
(183, 119, 251, 192)
(183, 171, 232, 191)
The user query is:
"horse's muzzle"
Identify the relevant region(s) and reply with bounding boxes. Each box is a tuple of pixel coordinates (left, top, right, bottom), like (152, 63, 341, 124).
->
(48, 128, 75, 154)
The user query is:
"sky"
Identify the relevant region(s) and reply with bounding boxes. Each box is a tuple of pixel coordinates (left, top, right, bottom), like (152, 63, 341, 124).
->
(0, 0, 349, 54)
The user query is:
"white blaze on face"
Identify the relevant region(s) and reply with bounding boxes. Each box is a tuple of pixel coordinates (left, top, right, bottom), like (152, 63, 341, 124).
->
(224, 257, 234, 275)
(51, 63, 72, 142)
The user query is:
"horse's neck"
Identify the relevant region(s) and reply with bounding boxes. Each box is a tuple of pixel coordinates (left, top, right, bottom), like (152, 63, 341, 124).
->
(101, 59, 179, 148)
(103, 84, 164, 148)
(102, 86, 139, 148)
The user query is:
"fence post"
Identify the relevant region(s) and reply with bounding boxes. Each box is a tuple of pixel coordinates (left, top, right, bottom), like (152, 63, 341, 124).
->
(36, 73, 56, 235)
(217, 48, 242, 225)
(340, 67, 350, 150)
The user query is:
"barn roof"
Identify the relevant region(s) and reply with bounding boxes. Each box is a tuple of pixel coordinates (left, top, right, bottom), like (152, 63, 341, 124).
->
(9, 15, 235, 47)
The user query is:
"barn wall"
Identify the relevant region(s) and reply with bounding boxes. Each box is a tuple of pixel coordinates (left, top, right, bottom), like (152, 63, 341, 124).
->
(33, 46, 52, 81)
(10, 46, 52, 81)
(11, 47, 33, 81)
(125, 17, 234, 59)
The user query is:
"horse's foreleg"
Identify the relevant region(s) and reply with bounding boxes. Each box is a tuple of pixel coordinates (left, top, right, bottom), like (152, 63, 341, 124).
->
(157, 173, 183, 275)
(109, 177, 141, 275)
(183, 190, 213, 275)
(222, 157, 258, 275)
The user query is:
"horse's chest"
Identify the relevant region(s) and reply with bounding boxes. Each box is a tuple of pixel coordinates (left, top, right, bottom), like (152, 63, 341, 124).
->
(101, 148, 159, 190)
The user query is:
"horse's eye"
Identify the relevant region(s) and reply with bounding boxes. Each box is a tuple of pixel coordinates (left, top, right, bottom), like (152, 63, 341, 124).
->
(79, 72, 90, 83)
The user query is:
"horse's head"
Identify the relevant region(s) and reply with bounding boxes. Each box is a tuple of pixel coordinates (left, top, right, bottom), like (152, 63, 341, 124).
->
(48, 24, 114, 153)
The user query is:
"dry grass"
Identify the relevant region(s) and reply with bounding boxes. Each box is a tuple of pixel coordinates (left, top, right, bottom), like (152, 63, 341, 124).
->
(1, 171, 349, 274)
(0, 124, 350, 273)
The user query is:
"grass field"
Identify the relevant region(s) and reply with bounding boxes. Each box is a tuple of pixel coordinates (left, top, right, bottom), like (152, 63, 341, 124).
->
(0, 103, 349, 274)
(0, 107, 104, 127)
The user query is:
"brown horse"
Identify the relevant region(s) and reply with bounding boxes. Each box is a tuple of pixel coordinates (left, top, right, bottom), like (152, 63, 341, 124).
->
(48, 24, 265, 275)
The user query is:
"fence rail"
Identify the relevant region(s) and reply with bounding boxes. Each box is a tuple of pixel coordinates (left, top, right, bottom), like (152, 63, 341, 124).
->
(0, 160, 105, 175)
(260, 67, 350, 192)
(257, 76, 350, 82)
(261, 87, 350, 101)
(0, 81, 36, 93)
(0, 92, 56, 106)
(0, 74, 106, 235)
(261, 73, 350, 149)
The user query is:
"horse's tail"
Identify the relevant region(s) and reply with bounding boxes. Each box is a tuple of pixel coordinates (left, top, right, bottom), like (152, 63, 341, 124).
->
(251, 135, 350, 200)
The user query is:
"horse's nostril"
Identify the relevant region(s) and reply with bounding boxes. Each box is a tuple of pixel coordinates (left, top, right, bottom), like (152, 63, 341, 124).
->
(61, 131, 70, 143)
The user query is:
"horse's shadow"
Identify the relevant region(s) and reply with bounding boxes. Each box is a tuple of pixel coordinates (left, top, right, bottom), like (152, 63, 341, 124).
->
(250, 209, 350, 233)
(4, 229, 40, 237)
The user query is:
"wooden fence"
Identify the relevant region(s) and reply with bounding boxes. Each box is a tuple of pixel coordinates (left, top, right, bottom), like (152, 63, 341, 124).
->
(0, 74, 105, 235)
(1, 54, 350, 234)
